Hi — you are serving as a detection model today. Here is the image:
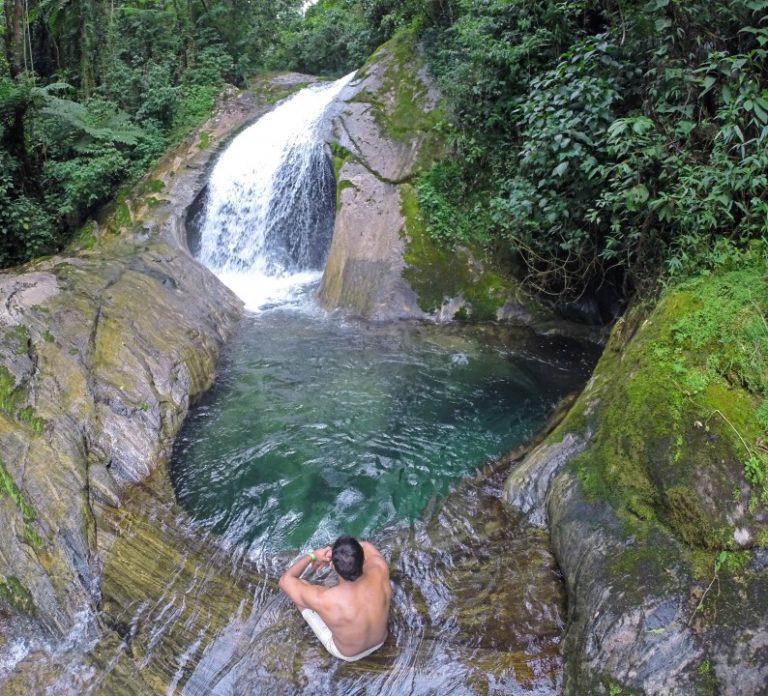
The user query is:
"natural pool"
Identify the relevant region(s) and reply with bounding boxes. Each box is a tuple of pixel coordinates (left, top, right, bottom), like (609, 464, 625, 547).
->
(154, 75, 603, 694)
(170, 285, 598, 560)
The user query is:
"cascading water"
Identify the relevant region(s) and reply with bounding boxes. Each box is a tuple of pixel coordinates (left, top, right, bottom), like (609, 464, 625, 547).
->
(1, 77, 603, 696)
(196, 74, 353, 311)
(164, 74, 599, 695)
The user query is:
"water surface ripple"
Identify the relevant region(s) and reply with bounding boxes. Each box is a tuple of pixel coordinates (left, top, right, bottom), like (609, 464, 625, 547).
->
(170, 300, 596, 563)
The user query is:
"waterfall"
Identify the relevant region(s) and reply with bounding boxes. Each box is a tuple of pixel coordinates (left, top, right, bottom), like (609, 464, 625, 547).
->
(196, 74, 354, 311)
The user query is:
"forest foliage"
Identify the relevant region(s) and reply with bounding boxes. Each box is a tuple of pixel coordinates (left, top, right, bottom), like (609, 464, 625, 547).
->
(0, 0, 300, 266)
(1, 0, 767, 307)
(285, 0, 768, 306)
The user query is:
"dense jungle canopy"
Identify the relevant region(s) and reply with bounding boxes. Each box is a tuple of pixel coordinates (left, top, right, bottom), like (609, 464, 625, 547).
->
(1, 0, 766, 302)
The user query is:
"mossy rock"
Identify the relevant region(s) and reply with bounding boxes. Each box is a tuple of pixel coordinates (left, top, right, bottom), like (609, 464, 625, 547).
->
(401, 184, 542, 322)
(359, 27, 444, 157)
(556, 246, 768, 556)
(0, 576, 36, 614)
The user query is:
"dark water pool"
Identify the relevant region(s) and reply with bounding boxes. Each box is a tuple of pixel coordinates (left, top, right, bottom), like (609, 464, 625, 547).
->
(170, 299, 597, 560)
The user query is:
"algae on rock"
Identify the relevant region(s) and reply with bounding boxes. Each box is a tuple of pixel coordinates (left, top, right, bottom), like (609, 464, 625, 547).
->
(503, 246, 768, 694)
(319, 29, 547, 323)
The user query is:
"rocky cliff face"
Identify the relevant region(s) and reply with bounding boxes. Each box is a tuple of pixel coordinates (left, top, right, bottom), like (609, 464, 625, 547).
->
(0, 76, 316, 646)
(318, 31, 548, 323)
(317, 33, 441, 320)
(504, 250, 768, 694)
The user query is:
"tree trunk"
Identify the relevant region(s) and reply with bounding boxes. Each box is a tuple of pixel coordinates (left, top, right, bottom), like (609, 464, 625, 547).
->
(3, 0, 27, 78)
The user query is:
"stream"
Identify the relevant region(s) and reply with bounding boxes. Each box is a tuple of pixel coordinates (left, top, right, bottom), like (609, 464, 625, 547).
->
(0, 76, 599, 695)
(157, 76, 598, 693)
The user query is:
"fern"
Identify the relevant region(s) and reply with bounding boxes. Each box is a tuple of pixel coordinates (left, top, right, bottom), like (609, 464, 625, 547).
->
(40, 96, 143, 147)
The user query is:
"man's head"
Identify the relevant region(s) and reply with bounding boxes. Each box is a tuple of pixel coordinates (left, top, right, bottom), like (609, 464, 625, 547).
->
(332, 535, 364, 581)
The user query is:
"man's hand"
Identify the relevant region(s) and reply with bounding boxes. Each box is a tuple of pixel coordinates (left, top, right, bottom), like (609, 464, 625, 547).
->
(311, 546, 332, 568)
(279, 545, 333, 611)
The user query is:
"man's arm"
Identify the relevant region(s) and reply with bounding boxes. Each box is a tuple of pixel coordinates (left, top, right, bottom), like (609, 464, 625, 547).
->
(278, 546, 331, 610)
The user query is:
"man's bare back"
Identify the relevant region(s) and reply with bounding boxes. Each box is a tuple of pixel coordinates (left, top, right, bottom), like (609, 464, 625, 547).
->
(279, 536, 391, 660)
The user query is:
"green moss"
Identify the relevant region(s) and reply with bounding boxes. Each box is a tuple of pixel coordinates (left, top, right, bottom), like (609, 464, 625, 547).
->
(694, 657, 717, 696)
(0, 576, 36, 614)
(43, 330, 55, 343)
(359, 28, 445, 167)
(462, 272, 509, 321)
(569, 247, 768, 552)
(17, 406, 45, 434)
(113, 188, 133, 229)
(331, 142, 353, 178)
(401, 184, 512, 319)
(146, 178, 166, 193)
(73, 221, 97, 250)
(0, 366, 22, 412)
(605, 537, 679, 597)
(7, 325, 29, 356)
(0, 457, 37, 525)
(198, 131, 212, 149)
(664, 486, 715, 547)
(0, 367, 46, 435)
(260, 79, 312, 105)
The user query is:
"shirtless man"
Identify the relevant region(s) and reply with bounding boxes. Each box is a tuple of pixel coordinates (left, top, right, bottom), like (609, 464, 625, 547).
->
(278, 535, 391, 661)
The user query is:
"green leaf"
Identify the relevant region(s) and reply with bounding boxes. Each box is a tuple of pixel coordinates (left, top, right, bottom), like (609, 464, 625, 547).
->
(552, 161, 569, 176)
(632, 116, 655, 134)
(607, 119, 629, 139)
(675, 120, 696, 137)
(626, 184, 649, 211)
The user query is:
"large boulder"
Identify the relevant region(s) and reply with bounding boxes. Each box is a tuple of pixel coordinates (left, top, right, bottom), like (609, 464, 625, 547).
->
(317, 31, 443, 320)
(318, 30, 548, 323)
(504, 248, 768, 694)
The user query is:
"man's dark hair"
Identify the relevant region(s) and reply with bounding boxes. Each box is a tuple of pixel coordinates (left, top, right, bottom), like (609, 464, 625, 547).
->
(332, 535, 364, 581)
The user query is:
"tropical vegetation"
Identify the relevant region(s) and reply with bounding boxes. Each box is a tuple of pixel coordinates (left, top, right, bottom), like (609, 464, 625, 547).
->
(2, 0, 766, 304)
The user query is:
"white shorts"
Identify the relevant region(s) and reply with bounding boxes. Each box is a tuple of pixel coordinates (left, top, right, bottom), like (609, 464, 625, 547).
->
(300, 608, 384, 662)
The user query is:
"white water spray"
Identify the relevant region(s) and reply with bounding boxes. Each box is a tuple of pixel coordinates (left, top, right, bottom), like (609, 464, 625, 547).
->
(196, 74, 354, 312)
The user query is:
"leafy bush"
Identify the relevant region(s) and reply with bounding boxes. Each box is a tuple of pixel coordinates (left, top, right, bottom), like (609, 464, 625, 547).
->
(0, 0, 305, 268)
(413, 0, 768, 301)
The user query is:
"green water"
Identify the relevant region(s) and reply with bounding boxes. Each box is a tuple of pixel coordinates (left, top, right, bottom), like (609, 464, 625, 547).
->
(170, 297, 597, 559)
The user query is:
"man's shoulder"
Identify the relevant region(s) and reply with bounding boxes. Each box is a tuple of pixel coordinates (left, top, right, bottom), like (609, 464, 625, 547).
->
(361, 542, 389, 567)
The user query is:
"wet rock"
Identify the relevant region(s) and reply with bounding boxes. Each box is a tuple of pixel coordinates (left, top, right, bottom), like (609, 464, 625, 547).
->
(503, 432, 589, 527)
(0, 80, 283, 651)
(318, 37, 441, 320)
(318, 160, 420, 319)
(503, 259, 768, 694)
